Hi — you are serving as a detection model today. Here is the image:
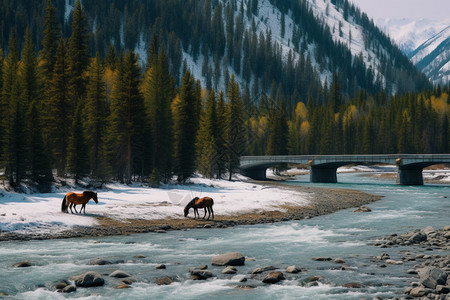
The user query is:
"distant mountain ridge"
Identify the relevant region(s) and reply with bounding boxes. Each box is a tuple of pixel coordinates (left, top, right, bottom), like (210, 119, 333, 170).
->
(409, 25, 450, 85)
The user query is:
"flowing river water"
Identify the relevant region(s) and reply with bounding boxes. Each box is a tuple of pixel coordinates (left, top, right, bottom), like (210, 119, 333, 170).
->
(0, 172, 449, 299)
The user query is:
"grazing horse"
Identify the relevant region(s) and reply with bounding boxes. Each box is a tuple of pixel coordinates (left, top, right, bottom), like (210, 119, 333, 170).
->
(184, 197, 214, 220)
(61, 191, 98, 214)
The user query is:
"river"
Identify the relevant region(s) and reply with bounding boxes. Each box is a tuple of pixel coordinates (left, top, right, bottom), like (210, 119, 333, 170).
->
(0, 172, 449, 299)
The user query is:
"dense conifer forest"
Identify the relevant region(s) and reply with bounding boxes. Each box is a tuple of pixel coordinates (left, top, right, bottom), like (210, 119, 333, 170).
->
(0, 0, 448, 191)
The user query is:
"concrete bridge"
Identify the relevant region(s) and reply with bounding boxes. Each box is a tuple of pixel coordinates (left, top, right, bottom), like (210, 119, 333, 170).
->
(239, 154, 450, 185)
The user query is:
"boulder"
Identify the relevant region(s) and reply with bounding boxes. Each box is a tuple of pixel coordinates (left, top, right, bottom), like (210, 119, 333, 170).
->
(352, 206, 371, 212)
(73, 271, 105, 287)
(312, 257, 332, 261)
(422, 226, 435, 235)
(308, 275, 323, 282)
(436, 285, 450, 294)
(334, 258, 345, 264)
(155, 264, 166, 269)
(212, 252, 245, 266)
(89, 258, 113, 265)
(12, 261, 32, 268)
(190, 269, 214, 280)
(419, 267, 448, 289)
(222, 266, 237, 274)
(409, 232, 427, 243)
(61, 285, 76, 293)
(262, 271, 285, 284)
(409, 287, 427, 297)
(115, 283, 131, 289)
(110, 270, 131, 278)
(342, 282, 361, 288)
(155, 276, 173, 286)
(251, 266, 277, 274)
(286, 265, 301, 273)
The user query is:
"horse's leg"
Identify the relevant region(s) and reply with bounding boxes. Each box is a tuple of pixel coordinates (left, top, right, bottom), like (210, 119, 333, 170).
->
(68, 203, 73, 214)
(210, 206, 214, 219)
(206, 206, 211, 220)
(194, 208, 198, 219)
(73, 204, 78, 214)
(203, 207, 207, 219)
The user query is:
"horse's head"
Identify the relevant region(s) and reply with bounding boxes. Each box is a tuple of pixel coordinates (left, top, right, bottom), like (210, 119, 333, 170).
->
(184, 197, 199, 217)
(84, 191, 98, 203)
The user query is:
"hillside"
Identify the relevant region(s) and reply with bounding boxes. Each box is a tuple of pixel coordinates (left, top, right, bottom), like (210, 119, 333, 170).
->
(0, 0, 431, 99)
(409, 25, 450, 85)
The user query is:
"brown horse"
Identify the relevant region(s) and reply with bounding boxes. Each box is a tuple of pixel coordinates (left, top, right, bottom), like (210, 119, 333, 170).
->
(184, 197, 214, 220)
(61, 191, 98, 214)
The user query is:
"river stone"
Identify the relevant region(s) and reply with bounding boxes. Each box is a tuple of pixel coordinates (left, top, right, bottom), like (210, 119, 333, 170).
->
(155, 264, 166, 269)
(286, 265, 301, 273)
(61, 285, 76, 293)
(436, 285, 450, 294)
(222, 266, 237, 274)
(115, 283, 131, 289)
(334, 258, 345, 264)
(89, 258, 113, 265)
(134, 255, 146, 258)
(155, 276, 173, 285)
(312, 257, 332, 261)
(251, 266, 277, 274)
(73, 271, 105, 287)
(385, 259, 403, 265)
(352, 206, 371, 212)
(409, 232, 427, 243)
(110, 270, 131, 278)
(262, 271, 285, 284)
(13, 261, 32, 268)
(422, 226, 435, 235)
(442, 225, 450, 231)
(444, 231, 450, 239)
(420, 267, 448, 289)
(342, 282, 361, 288)
(190, 269, 214, 280)
(212, 252, 245, 266)
(409, 287, 427, 297)
(308, 275, 323, 282)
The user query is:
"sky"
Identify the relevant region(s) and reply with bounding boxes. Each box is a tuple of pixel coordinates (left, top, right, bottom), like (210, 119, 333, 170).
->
(349, 0, 450, 21)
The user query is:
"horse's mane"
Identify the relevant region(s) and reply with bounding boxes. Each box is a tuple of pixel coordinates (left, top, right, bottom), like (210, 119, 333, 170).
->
(83, 191, 96, 197)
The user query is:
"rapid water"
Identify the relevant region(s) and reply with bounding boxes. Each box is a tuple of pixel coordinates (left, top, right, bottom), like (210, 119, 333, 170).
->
(0, 173, 449, 299)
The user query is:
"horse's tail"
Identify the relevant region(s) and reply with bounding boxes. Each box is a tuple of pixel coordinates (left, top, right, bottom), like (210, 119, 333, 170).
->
(61, 195, 67, 213)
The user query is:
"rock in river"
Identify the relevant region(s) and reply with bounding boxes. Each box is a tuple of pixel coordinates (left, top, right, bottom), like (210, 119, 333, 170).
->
(73, 271, 105, 287)
(212, 252, 245, 266)
(262, 271, 285, 284)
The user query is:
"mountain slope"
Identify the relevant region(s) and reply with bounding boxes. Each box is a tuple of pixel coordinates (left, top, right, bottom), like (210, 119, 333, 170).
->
(408, 25, 450, 85)
(0, 0, 431, 98)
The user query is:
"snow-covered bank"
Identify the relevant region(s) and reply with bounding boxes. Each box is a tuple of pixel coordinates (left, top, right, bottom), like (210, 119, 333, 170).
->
(0, 175, 309, 236)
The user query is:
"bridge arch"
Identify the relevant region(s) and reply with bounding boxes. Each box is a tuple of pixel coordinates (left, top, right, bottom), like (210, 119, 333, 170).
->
(239, 155, 450, 185)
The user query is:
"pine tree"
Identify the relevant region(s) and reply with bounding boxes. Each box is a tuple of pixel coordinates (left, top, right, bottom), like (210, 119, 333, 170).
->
(67, 103, 90, 184)
(172, 71, 200, 182)
(26, 100, 53, 189)
(215, 91, 227, 179)
(107, 51, 145, 184)
(85, 53, 109, 179)
(20, 28, 39, 113)
(196, 90, 219, 178)
(1, 29, 26, 187)
(44, 38, 71, 177)
(67, 0, 89, 108)
(39, 0, 60, 84)
(225, 75, 246, 180)
(142, 48, 174, 183)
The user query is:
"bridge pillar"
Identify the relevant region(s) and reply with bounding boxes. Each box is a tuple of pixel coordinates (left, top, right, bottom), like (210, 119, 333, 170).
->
(240, 167, 267, 180)
(397, 167, 423, 185)
(310, 166, 338, 183)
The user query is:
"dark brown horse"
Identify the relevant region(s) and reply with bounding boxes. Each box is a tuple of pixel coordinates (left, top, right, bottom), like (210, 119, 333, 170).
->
(61, 191, 98, 214)
(184, 197, 214, 220)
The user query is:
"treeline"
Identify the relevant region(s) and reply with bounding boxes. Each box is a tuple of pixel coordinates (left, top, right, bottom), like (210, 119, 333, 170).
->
(0, 1, 448, 192)
(0, 0, 431, 105)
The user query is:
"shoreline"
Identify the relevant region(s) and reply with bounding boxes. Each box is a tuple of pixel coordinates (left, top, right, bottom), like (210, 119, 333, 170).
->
(0, 180, 382, 241)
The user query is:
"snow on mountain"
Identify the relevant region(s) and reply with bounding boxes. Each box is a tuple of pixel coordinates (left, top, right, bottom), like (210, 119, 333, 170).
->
(409, 25, 450, 85)
(179, 0, 388, 92)
(376, 18, 449, 55)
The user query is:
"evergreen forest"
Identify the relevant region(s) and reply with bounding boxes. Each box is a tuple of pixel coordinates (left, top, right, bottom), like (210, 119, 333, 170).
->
(0, 0, 449, 191)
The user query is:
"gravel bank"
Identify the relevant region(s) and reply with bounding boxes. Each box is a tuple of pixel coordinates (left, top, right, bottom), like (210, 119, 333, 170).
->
(0, 181, 381, 241)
